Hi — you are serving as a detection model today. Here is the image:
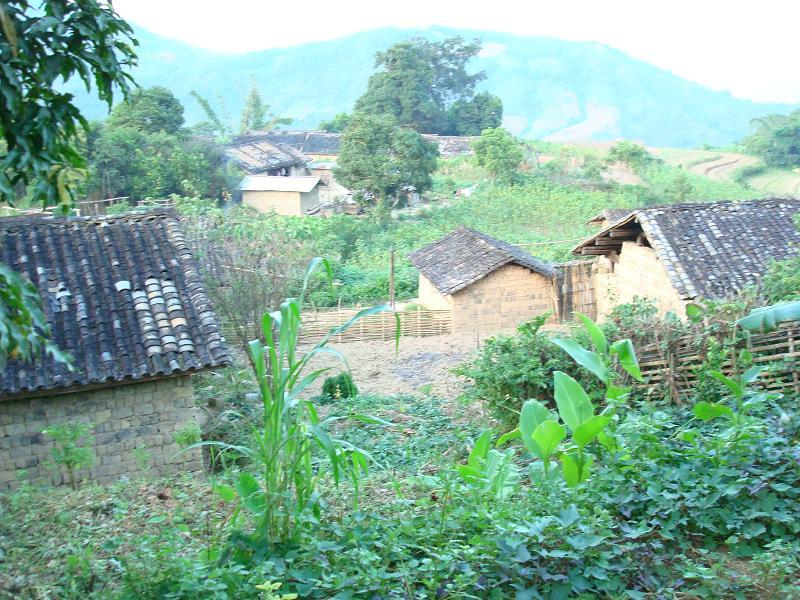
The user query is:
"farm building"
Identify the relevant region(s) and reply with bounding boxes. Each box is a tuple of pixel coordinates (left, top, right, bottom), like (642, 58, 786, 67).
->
(261, 130, 342, 161)
(408, 227, 558, 334)
(239, 175, 322, 216)
(573, 198, 800, 318)
(0, 211, 231, 490)
(224, 134, 309, 176)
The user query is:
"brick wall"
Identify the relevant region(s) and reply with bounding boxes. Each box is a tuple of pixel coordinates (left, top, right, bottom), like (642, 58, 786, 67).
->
(451, 264, 556, 334)
(0, 376, 203, 491)
(417, 274, 454, 311)
(595, 242, 687, 320)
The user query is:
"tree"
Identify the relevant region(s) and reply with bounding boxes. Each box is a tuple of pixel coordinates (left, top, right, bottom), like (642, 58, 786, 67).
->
(744, 110, 800, 168)
(447, 91, 503, 136)
(606, 141, 654, 171)
(107, 86, 184, 134)
(318, 112, 351, 133)
(333, 113, 439, 211)
(240, 82, 292, 133)
(471, 127, 524, 182)
(354, 37, 500, 135)
(0, 0, 136, 369)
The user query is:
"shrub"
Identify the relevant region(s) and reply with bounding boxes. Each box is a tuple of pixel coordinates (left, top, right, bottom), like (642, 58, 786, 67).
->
(41, 422, 95, 489)
(321, 372, 359, 402)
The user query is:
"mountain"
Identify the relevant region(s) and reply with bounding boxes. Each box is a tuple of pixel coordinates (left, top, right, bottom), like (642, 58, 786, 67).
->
(66, 25, 795, 148)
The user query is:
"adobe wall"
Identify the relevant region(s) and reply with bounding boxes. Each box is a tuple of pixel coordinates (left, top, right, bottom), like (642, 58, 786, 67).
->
(450, 264, 556, 334)
(243, 190, 302, 215)
(300, 187, 322, 213)
(594, 241, 687, 320)
(417, 274, 454, 311)
(0, 376, 202, 491)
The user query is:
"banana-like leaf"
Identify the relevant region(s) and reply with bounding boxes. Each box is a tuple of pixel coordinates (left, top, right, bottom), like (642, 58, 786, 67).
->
(468, 430, 493, 466)
(551, 338, 608, 383)
(561, 451, 593, 488)
(576, 312, 607, 355)
(531, 420, 566, 459)
(573, 415, 612, 448)
(554, 371, 594, 432)
(519, 399, 554, 458)
(736, 300, 800, 333)
(496, 428, 521, 446)
(692, 401, 733, 421)
(610, 339, 643, 382)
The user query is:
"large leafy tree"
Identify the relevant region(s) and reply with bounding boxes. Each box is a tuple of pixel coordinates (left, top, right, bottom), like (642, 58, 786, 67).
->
(107, 86, 184, 134)
(333, 113, 439, 211)
(0, 0, 137, 368)
(744, 110, 800, 168)
(354, 37, 502, 135)
(472, 127, 524, 183)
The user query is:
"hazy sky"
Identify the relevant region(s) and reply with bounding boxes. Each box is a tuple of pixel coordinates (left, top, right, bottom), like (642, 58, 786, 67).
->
(115, 0, 799, 104)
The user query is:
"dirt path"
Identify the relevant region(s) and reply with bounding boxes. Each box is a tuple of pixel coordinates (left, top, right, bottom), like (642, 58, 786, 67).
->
(686, 152, 760, 182)
(299, 331, 500, 400)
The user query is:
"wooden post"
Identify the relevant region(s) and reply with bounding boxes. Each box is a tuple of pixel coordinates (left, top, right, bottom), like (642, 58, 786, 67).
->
(389, 249, 396, 310)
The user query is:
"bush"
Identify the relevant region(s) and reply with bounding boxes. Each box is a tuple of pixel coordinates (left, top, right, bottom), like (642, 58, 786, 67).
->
(321, 372, 358, 402)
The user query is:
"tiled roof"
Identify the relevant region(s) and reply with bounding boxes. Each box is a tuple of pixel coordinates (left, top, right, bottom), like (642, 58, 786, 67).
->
(587, 208, 632, 225)
(261, 130, 342, 155)
(573, 198, 800, 300)
(408, 226, 557, 296)
(225, 134, 310, 174)
(239, 175, 320, 193)
(0, 210, 231, 399)
(421, 135, 476, 157)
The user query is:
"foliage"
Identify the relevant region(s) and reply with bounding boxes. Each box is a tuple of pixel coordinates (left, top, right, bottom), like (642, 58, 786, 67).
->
(0, 0, 136, 208)
(354, 36, 501, 135)
(202, 259, 399, 550)
(744, 109, 800, 168)
(239, 82, 292, 134)
(0, 264, 73, 370)
(107, 86, 184, 134)
(173, 422, 203, 449)
(317, 112, 351, 133)
(761, 256, 800, 302)
(606, 140, 655, 172)
(333, 113, 439, 211)
(736, 300, 800, 332)
(471, 127, 524, 182)
(42, 422, 95, 489)
(320, 372, 358, 403)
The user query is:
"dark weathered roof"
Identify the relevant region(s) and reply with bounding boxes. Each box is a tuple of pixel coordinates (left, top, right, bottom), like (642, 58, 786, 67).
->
(573, 198, 800, 299)
(225, 134, 310, 174)
(408, 226, 557, 295)
(0, 210, 231, 399)
(587, 208, 633, 225)
(422, 135, 476, 157)
(261, 130, 342, 155)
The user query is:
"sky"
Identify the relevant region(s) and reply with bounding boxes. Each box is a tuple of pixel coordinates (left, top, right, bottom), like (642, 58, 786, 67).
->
(114, 0, 799, 104)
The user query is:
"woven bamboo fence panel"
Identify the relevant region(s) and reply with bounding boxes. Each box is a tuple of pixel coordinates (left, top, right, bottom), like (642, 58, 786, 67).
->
(298, 308, 453, 345)
(556, 261, 596, 321)
(637, 320, 800, 401)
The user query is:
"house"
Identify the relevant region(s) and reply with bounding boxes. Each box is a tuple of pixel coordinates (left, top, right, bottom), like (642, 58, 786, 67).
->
(239, 175, 322, 216)
(408, 226, 558, 334)
(261, 130, 342, 161)
(421, 135, 476, 157)
(225, 134, 309, 176)
(0, 210, 231, 490)
(573, 198, 800, 318)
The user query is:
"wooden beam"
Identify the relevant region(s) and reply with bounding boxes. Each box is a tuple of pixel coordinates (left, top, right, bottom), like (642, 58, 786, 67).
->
(608, 228, 639, 238)
(595, 238, 626, 246)
(581, 247, 614, 255)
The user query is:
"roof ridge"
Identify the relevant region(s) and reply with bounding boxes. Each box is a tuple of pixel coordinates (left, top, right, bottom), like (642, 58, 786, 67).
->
(0, 208, 177, 229)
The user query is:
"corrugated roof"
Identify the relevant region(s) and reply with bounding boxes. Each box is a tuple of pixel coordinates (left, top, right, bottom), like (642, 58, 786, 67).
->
(573, 198, 800, 299)
(408, 226, 557, 296)
(0, 210, 231, 399)
(239, 176, 320, 192)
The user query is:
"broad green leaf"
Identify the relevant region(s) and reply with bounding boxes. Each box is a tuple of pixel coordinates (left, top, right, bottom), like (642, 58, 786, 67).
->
(573, 415, 612, 448)
(213, 484, 236, 502)
(531, 420, 566, 460)
(469, 430, 493, 466)
(710, 371, 742, 399)
(610, 339, 643, 382)
(551, 338, 608, 383)
(685, 302, 706, 323)
(235, 473, 266, 515)
(576, 312, 607, 354)
(741, 366, 763, 384)
(519, 399, 554, 457)
(553, 371, 594, 432)
(496, 428, 520, 446)
(736, 300, 800, 333)
(561, 451, 593, 488)
(692, 401, 733, 421)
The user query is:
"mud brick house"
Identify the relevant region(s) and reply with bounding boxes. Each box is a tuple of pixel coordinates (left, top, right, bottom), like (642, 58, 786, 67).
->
(238, 175, 322, 216)
(0, 210, 231, 490)
(261, 130, 342, 161)
(409, 227, 558, 334)
(573, 198, 800, 318)
(225, 134, 310, 176)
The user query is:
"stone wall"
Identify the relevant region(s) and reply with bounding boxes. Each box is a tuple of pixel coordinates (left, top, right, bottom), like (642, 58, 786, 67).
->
(0, 376, 203, 491)
(450, 264, 556, 334)
(594, 242, 687, 320)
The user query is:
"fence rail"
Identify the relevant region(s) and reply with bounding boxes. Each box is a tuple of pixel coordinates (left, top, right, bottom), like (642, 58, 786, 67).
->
(637, 320, 800, 401)
(298, 308, 452, 345)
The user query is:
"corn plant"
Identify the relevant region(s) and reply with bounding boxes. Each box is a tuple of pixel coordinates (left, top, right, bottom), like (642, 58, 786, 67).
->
(199, 258, 399, 548)
(509, 313, 643, 487)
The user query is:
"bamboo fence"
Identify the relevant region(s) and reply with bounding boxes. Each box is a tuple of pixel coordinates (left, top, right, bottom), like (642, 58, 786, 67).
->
(298, 307, 452, 345)
(636, 320, 800, 401)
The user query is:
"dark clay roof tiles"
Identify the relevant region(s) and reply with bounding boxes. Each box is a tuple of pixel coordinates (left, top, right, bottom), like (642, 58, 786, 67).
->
(0, 210, 231, 398)
(408, 226, 556, 296)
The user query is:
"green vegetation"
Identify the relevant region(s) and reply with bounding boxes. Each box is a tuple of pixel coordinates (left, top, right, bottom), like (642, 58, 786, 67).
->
(41, 423, 95, 490)
(239, 82, 292, 134)
(744, 110, 800, 168)
(321, 372, 359, 403)
(471, 127, 524, 182)
(353, 36, 502, 135)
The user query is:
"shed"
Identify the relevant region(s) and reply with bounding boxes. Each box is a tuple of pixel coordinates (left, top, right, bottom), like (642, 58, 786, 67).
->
(0, 210, 231, 489)
(573, 198, 800, 318)
(408, 227, 557, 334)
(225, 134, 310, 175)
(239, 175, 322, 216)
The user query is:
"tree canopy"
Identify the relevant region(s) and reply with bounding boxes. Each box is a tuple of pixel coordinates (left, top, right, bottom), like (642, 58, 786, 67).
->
(354, 37, 502, 136)
(471, 127, 524, 182)
(239, 83, 292, 133)
(744, 110, 800, 169)
(107, 86, 184, 134)
(333, 113, 439, 210)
